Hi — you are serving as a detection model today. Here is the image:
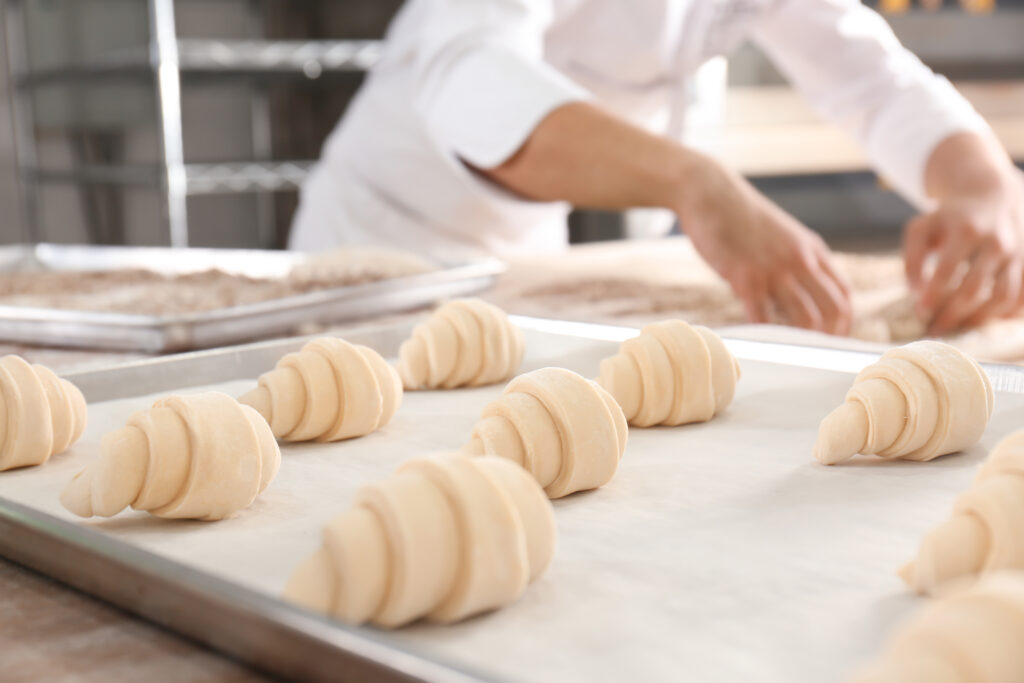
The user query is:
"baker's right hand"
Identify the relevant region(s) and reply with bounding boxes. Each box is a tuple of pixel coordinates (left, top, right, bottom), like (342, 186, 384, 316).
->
(676, 158, 853, 335)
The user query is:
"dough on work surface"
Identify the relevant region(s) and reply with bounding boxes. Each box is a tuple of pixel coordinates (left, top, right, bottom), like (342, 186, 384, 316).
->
(900, 430, 1024, 596)
(488, 240, 1024, 361)
(850, 572, 1024, 683)
(283, 453, 555, 628)
(396, 299, 524, 390)
(814, 341, 993, 466)
(0, 355, 86, 472)
(597, 319, 740, 427)
(466, 367, 627, 498)
(239, 337, 401, 442)
(61, 392, 279, 521)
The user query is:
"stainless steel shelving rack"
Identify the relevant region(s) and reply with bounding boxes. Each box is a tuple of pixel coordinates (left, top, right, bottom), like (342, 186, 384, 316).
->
(3, 0, 384, 247)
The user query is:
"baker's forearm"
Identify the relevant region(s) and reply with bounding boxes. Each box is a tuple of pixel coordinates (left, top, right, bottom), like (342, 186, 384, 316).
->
(477, 101, 709, 217)
(924, 131, 1021, 201)
(477, 100, 853, 334)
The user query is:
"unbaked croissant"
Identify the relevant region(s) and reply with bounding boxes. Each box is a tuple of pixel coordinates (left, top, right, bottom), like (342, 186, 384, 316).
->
(850, 573, 1024, 683)
(284, 453, 555, 628)
(0, 355, 86, 472)
(597, 320, 740, 427)
(396, 299, 524, 390)
(466, 367, 627, 498)
(814, 341, 993, 465)
(239, 337, 401, 442)
(61, 392, 280, 521)
(900, 430, 1024, 595)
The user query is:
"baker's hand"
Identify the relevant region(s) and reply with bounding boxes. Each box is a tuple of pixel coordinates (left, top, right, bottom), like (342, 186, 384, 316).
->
(905, 170, 1024, 335)
(679, 161, 852, 335)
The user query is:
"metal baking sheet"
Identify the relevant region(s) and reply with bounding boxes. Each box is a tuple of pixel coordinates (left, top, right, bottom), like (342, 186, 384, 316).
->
(0, 243, 504, 353)
(2, 317, 1024, 683)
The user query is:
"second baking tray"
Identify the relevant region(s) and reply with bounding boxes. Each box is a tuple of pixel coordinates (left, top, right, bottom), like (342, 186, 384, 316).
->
(2, 317, 1024, 683)
(0, 243, 504, 352)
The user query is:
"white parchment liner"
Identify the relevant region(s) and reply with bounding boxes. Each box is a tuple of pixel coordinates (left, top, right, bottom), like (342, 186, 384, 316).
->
(1, 329, 1014, 683)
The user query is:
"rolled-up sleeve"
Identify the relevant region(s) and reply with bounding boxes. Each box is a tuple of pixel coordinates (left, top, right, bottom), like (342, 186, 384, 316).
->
(410, 0, 591, 169)
(752, 0, 991, 209)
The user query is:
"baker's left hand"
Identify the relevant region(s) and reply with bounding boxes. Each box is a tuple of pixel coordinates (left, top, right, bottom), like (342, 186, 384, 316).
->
(904, 169, 1024, 335)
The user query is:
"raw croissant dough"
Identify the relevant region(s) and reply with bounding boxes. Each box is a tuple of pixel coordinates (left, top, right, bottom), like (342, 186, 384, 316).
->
(61, 392, 280, 521)
(814, 341, 993, 465)
(851, 573, 1024, 683)
(597, 319, 739, 427)
(0, 355, 87, 471)
(466, 367, 627, 498)
(900, 430, 1024, 595)
(284, 453, 555, 628)
(396, 298, 524, 390)
(239, 337, 401, 442)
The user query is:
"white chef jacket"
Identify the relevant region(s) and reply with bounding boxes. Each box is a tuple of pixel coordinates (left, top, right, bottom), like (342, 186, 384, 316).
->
(289, 0, 989, 261)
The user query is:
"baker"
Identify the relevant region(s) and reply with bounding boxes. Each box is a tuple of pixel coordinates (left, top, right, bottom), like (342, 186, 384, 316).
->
(290, 0, 1024, 337)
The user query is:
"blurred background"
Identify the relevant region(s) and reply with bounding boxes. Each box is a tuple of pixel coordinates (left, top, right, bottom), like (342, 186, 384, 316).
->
(0, 0, 1022, 250)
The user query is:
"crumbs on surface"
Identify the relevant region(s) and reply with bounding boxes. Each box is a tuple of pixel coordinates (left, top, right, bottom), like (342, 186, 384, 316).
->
(0, 266, 411, 316)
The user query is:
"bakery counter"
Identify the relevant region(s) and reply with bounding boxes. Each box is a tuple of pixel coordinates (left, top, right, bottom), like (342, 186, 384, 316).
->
(704, 82, 1024, 178)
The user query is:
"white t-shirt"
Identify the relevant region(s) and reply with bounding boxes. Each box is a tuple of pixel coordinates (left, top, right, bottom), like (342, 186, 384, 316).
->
(289, 0, 988, 260)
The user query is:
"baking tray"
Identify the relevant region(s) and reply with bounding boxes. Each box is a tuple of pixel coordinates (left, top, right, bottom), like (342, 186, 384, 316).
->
(0, 243, 504, 353)
(3, 317, 1024, 683)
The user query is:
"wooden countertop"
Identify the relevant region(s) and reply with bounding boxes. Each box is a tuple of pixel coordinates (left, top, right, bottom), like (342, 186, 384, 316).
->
(0, 557, 267, 682)
(701, 81, 1024, 177)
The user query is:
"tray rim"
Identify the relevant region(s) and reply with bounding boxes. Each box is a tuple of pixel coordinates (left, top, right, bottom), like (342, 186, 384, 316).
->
(0, 497, 486, 683)
(3, 315, 1024, 682)
(0, 260, 506, 326)
(0, 241, 505, 325)
(0, 243, 505, 353)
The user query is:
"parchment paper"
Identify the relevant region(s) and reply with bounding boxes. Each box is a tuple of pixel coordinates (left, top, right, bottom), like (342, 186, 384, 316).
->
(1, 329, 1019, 683)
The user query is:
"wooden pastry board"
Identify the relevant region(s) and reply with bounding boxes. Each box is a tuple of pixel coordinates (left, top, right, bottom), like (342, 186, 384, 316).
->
(1, 316, 1023, 683)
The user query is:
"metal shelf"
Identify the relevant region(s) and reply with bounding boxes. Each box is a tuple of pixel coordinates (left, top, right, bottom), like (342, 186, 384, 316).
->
(184, 161, 313, 194)
(15, 39, 384, 88)
(24, 160, 314, 195)
(177, 39, 383, 76)
(5, 0, 385, 247)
